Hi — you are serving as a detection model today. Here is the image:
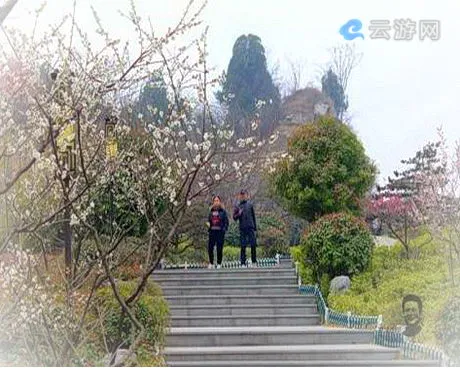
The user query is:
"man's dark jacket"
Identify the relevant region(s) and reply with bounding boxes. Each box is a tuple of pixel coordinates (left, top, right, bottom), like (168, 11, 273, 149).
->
(233, 200, 257, 231)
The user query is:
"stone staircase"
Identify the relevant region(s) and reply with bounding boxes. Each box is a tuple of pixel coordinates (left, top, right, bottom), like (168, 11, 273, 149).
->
(153, 262, 437, 367)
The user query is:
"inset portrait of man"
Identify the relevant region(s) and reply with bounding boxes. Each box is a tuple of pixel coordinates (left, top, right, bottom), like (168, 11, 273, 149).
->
(402, 294, 423, 337)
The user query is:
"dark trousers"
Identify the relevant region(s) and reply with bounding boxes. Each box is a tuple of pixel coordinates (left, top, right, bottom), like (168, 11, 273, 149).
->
(240, 228, 257, 265)
(208, 230, 225, 265)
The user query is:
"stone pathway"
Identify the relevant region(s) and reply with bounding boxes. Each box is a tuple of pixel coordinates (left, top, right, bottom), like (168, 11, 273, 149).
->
(153, 262, 436, 366)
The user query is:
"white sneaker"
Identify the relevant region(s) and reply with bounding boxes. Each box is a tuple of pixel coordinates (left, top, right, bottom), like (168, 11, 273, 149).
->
(216, 264, 222, 269)
(207, 264, 214, 269)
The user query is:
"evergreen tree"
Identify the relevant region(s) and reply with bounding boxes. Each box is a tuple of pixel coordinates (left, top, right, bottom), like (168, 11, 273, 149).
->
(218, 34, 281, 137)
(378, 141, 445, 198)
(369, 141, 445, 258)
(321, 68, 348, 121)
(135, 72, 168, 125)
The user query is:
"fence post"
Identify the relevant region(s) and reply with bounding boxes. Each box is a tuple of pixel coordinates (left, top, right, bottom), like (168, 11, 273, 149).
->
(276, 253, 280, 265)
(325, 306, 329, 325)
(295, 261, 299, 276)
(184, 261, 188, 270)
(377, 315, 383, 330)
(347, 311, 351, 328)
(298, 275, 302, 287)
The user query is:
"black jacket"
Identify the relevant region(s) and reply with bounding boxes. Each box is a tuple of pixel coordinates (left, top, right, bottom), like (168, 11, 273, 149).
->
(233, 200, 257, 231)
(208, 206, 229, 232)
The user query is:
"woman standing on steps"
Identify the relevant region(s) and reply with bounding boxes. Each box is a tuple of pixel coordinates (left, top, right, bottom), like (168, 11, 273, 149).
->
(207, 195, 229, 269)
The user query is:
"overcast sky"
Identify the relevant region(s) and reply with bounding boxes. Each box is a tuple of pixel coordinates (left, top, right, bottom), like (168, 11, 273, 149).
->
(3, 0, 460, 183)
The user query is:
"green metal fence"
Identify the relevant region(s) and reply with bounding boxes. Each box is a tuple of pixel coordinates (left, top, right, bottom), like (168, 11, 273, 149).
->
(298, 284, 380, 329)
(374, 329, 452, 366)
(162, 257, 278, 270)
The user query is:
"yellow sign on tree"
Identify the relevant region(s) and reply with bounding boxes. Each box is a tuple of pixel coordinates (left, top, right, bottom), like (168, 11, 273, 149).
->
(106, 138, 118, 159)
(56, 123, 76, 152)
(105, 123, 118, 159)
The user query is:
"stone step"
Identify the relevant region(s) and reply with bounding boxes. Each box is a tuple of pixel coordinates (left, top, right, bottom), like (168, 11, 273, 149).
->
(166, 326, 372, 347)
(165, 294, 316, 306)
(170, 314, 320, 327)
(155, 276, 297, 287)
(166, 359, 439, 367)
(164, 344, 401, 362)
(154, 268, 295, 279)
(161, 285, 300, 297)
(279, 259, 293, 269)
(169, 304, 317, 317)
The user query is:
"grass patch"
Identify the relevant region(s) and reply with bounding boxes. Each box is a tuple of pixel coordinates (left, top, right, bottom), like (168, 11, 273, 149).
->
(293, 232, 460, 348)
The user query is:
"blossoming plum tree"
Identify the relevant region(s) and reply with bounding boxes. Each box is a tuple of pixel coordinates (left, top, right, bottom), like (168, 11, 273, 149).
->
(0, 1, 279, 364)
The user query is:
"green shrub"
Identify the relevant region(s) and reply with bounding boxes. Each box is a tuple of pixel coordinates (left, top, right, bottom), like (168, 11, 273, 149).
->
(290, 245, 315, 284)
(136, 345, 166, 367)
(225, 222, 240, 247)
(226, 214, 289, 255)
(320, 273, 331, 299)
(437, 293, 460, 364)
(93, 280, 169, 361)
(259, 243, 290, 258)
(301, 212, 374, 280)
(328, 237, 451, 346)
(223, 245, 240, 261)
(257, 215, 289, 249)
(165, 237, 207, 264)
(88, 171, 151, 238)
(223, 244, 289, 261)
(87, 142, 168, 238)
(269, 115, 376, 222)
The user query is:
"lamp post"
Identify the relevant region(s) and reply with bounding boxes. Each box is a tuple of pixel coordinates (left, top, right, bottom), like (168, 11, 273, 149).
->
(52, 68, 77, 280)
(61, 144, 75, 279)
(105, 116, 117, 239)
(58, 120, 77, 280)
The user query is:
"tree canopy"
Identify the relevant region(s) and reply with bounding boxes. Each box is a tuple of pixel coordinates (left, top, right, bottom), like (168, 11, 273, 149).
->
(218, 34, 281, 137)
(321, 68, 348, 121)
(270, 115, 376, 222)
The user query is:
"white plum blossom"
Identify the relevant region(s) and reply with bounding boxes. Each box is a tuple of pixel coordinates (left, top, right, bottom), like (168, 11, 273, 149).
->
(255, 99, 267, 109)
(269, 132, 280, 144)
(202, 139, 211, 151)
(0, 2, 283, 364)
(193, 154, 201, 165)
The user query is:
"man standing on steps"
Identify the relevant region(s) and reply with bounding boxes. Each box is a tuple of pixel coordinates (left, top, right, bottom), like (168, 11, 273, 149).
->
(233, 189, 258, 267)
